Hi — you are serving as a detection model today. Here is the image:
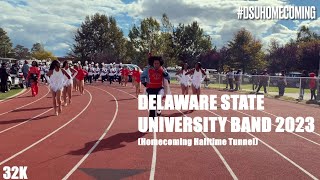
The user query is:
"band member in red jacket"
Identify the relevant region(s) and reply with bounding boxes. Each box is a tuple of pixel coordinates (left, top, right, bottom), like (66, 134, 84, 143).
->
(27, 61, 41, 97)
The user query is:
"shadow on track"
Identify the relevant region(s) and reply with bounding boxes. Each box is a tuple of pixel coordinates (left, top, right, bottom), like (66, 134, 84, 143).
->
(68, 131, 147, 155)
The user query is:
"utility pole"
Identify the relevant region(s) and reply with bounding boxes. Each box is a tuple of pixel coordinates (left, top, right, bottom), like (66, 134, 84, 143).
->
(317, 48, 320, 102)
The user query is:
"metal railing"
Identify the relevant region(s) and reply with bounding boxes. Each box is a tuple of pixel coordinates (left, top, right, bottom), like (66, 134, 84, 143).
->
(171, 73, 319, 101)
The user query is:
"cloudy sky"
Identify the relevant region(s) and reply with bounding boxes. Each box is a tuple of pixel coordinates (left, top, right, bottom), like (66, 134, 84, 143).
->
(0, 0, 319, 57)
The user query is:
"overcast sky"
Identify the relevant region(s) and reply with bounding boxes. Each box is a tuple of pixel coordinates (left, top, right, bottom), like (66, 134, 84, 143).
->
(0, 0, 319, 57)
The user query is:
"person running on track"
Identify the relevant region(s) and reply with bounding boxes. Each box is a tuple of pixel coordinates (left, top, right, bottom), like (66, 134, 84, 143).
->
(185, 62, 206, 102)
(62, 61, 78, 106)
(46, 60, 71, 116)
(141, 56, 170, 117)
(27, 61, 41, 97)
(175, 63, 190, 96)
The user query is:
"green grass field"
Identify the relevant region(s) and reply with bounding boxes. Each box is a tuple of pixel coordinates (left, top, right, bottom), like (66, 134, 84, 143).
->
(0, 88, 24, 100)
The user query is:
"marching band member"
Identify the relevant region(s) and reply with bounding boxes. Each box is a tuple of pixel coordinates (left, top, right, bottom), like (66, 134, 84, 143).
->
(132, 67, 141, 97)
(141, 56, 170, 117)
(75, 64, 88, 95)
(87, 64, 94, 84)
(46, 60, 71, 116)
(175, 63, 190, 95)
(122, 65, 130, 86)
(185, 62, 206, 101)
(83, 61, 89, 83)
(62, 61, 78, 106)
(101, 63, 108, 83)
(108, 64, 116, 84)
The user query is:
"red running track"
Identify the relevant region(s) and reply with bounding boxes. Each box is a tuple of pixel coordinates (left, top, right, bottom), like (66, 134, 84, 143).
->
(0, 83, 319, 180)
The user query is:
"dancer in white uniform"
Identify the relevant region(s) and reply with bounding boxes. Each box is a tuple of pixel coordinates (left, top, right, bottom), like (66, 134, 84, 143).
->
(185, 62, 206, 101)
(175, 63, 190, 95)
(46, 60, 71, 116)
(62, 61, 78, 106)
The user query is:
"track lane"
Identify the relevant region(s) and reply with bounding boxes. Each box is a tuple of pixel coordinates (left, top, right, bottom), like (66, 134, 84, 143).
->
(170, 86, 320, 179)
(0, 86, 118, 180)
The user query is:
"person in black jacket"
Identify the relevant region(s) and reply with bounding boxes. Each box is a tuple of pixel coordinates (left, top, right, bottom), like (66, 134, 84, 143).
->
(0, 63, 10, 93)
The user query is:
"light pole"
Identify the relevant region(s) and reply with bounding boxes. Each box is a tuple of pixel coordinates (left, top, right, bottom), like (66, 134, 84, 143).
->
(317, 48, 320, 102)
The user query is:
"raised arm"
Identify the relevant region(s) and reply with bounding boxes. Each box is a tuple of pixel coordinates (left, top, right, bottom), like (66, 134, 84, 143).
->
(185, 69, 195, 75)
(200, 68, 206, 76)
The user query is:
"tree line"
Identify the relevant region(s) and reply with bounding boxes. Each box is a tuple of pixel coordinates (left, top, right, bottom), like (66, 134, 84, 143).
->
(71, 13, 320, 74)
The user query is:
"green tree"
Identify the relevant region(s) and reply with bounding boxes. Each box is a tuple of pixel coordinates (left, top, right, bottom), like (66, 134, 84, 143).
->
(128, 17, 161, 67)
(227, 28, 266, 73)
(72, 13, 127, 64)
(0, 27, 13, 58)
(31, 43, 44, 53)
(173, 21, 212, 67)
(13, 45, 31, 59)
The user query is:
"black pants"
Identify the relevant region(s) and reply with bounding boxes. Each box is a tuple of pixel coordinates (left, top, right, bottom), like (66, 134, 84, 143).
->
(278, 83, 285, 96)
(101, 75, 107, 82)
(257, 83, 267, 93)
(0, 79, 8, 92)
(311, 89, 317, 100)
(88, 75, 93, 84)
(109, 76, 114, 84)
(146, 88, 163, 117)
(118, 76, 122, 84)
(228, 79, 234, 90)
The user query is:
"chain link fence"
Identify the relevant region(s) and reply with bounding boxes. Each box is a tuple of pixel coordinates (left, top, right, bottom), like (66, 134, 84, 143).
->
(171, 72, 320, 102)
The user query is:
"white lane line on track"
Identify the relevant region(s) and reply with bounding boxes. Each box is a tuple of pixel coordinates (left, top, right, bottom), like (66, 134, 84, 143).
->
(111, 87, 238, 180)
(233, 110, 320, 146)
(107, 87, 157, 180)
(0, 89, 30, 104)
(0, 90, 92, 166)
(62, 86, 118, 180)
(260, 110, 320, 137)
(0, 108, 53, 134)
(206, 110, 319, 180)
(0, 86, 50, 116)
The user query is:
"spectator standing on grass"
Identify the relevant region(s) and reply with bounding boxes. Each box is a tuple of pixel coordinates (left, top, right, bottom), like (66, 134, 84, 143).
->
(0, 63, 10, 93)
(256, 70, 269, 94)
(299, 70, 308, 100)
(227, 68, 234, 90)
(234, 69, 242, 91)
(309, 72, 317, 100)
(252, 69, 258, 91)
(278, 70, 287, 96)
